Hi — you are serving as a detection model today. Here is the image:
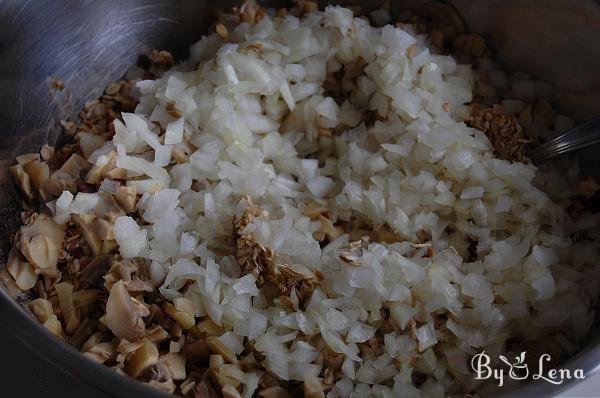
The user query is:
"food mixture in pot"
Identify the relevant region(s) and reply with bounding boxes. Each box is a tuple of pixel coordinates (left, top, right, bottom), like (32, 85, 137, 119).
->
(4, 1, 600, 397)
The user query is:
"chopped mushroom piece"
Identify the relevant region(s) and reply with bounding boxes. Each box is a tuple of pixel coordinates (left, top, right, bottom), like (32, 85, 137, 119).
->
(23, 160, 50, 194)
(59, 153, 90, 178)
(28, 298, 54, 323)
(184, 338, 210, 364)
(85, 342, 116, 364)
(55, 282, 80, 333)
(164, 297, 196, 330)
(125, 338, 160, 377)
(114, 185, 138, 213)
(106, 280, 146, 341)
(43, 315, 65, 339)
(222, 384, 242, 398)
(73, 213, 103, 255)
(6, 250, 38, 291)
(303, 376, 325, 398)
(258, 386, 293, 398)
(206, 336, 239, 364)
(10, 164, 34, 202)
(159, 352, 187, 380)
(192, 318, 226, 337)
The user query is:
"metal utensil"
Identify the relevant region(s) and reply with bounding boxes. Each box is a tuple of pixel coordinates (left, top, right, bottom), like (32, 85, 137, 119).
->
(528, 117, 600, 164)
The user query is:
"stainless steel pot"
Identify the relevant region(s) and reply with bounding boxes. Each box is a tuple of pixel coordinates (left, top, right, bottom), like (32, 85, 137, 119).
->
(0, 1, 598, 397)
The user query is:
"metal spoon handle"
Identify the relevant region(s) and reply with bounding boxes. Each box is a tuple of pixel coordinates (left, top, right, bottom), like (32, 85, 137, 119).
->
(528, 117, 600, 164)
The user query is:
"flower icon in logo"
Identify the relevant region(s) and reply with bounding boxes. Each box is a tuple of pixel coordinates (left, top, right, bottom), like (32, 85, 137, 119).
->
(499, 351, 529, 380)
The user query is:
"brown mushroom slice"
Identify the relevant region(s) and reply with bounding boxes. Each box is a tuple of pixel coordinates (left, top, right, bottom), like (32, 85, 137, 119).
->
(146, 325, 170, 343)
(117, 338, 144, 356)
(28, 298, 54, 323)
(40, 145, 55, 161)
(55, 282, 80, 333)
(23, 160, 50, 193)
(22, 214, 65, 245)
(219, 364, 246, 384)
(10, 164, 35, 202)
(184, 338, 210, 364)
(106, 280, 145, 341)
(72, 289, 99, 307)
(206, 336, 238, 365)
(214, 373, 242, 389)
(159, 352, 187, 380)
(73, 213, 103, 255)
(6, 250, 38, 291)
(94, 191, 124, 221)
(16, 153, 40, 165)
(164, 297, 196, 330)
(209, 354, 225, 370)
(60, 153, 90, 178)
(85, 342, 116, 364)
(81, 332, 104, 352)
(259, 386, 293, 398)
(191, 318, 226, 337)
(303, 376, 325, 398)
(24, 234, 60, 270)
(44, 170, 77, 197)
(96, 218, 115, 240)
(43, 315, 65, 339)
(114, 185, 138, 213)
(222, 385, 242, 398)
(125, 338, 160, 377)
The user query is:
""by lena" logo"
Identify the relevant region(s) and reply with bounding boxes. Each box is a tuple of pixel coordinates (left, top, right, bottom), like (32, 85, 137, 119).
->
(470, 351, 585, 387)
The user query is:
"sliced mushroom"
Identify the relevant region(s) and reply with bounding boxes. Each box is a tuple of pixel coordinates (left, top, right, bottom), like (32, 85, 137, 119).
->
(73, 213, 103, 255)
(60, 153, 90, 178)
(23, 234, 59, 270)
(72, 289, 99, 307)
(40, 145, 55, 161)
(10, 164, 34, 202)
(43, 315, 65, 339)
(258, 387, 293, 398)
(219, 364, 246, 384)
(214, 373, 241, 389)
(44, 170, 77, 197)
(303, 376, 325, 398)
(159, 352, 187, 380)
(125, 338, 160, 377)
(16, 153, 40, 165)
(206, 336, 238, 364)
(95, 191, 123, 221)
(114, 185, 138, 213)
(209, 354, 225, 370)
(164, 297, 196, 330)
(146, 325, 170, 343)
(28, 298, 54, 323)
(70, 318, 99, 349)
(191, 318, 226, 338)
(106, 280, 145, 341)
(23, 160, 50, 194)
(117, 338, 144, 356)
(84, 342, 116, 364)
(222, 385, 242, 398)
(55, 282, 80, 333)
(184, 338, 210, 364)
(6, 249, 38, 291)
(82, 332, 104, 352)
(96, 218, 115, 240)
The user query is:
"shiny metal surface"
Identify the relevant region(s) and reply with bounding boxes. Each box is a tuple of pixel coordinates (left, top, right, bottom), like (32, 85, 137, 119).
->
(529, 117, 600, 164)
(0, 1, 599, 397)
